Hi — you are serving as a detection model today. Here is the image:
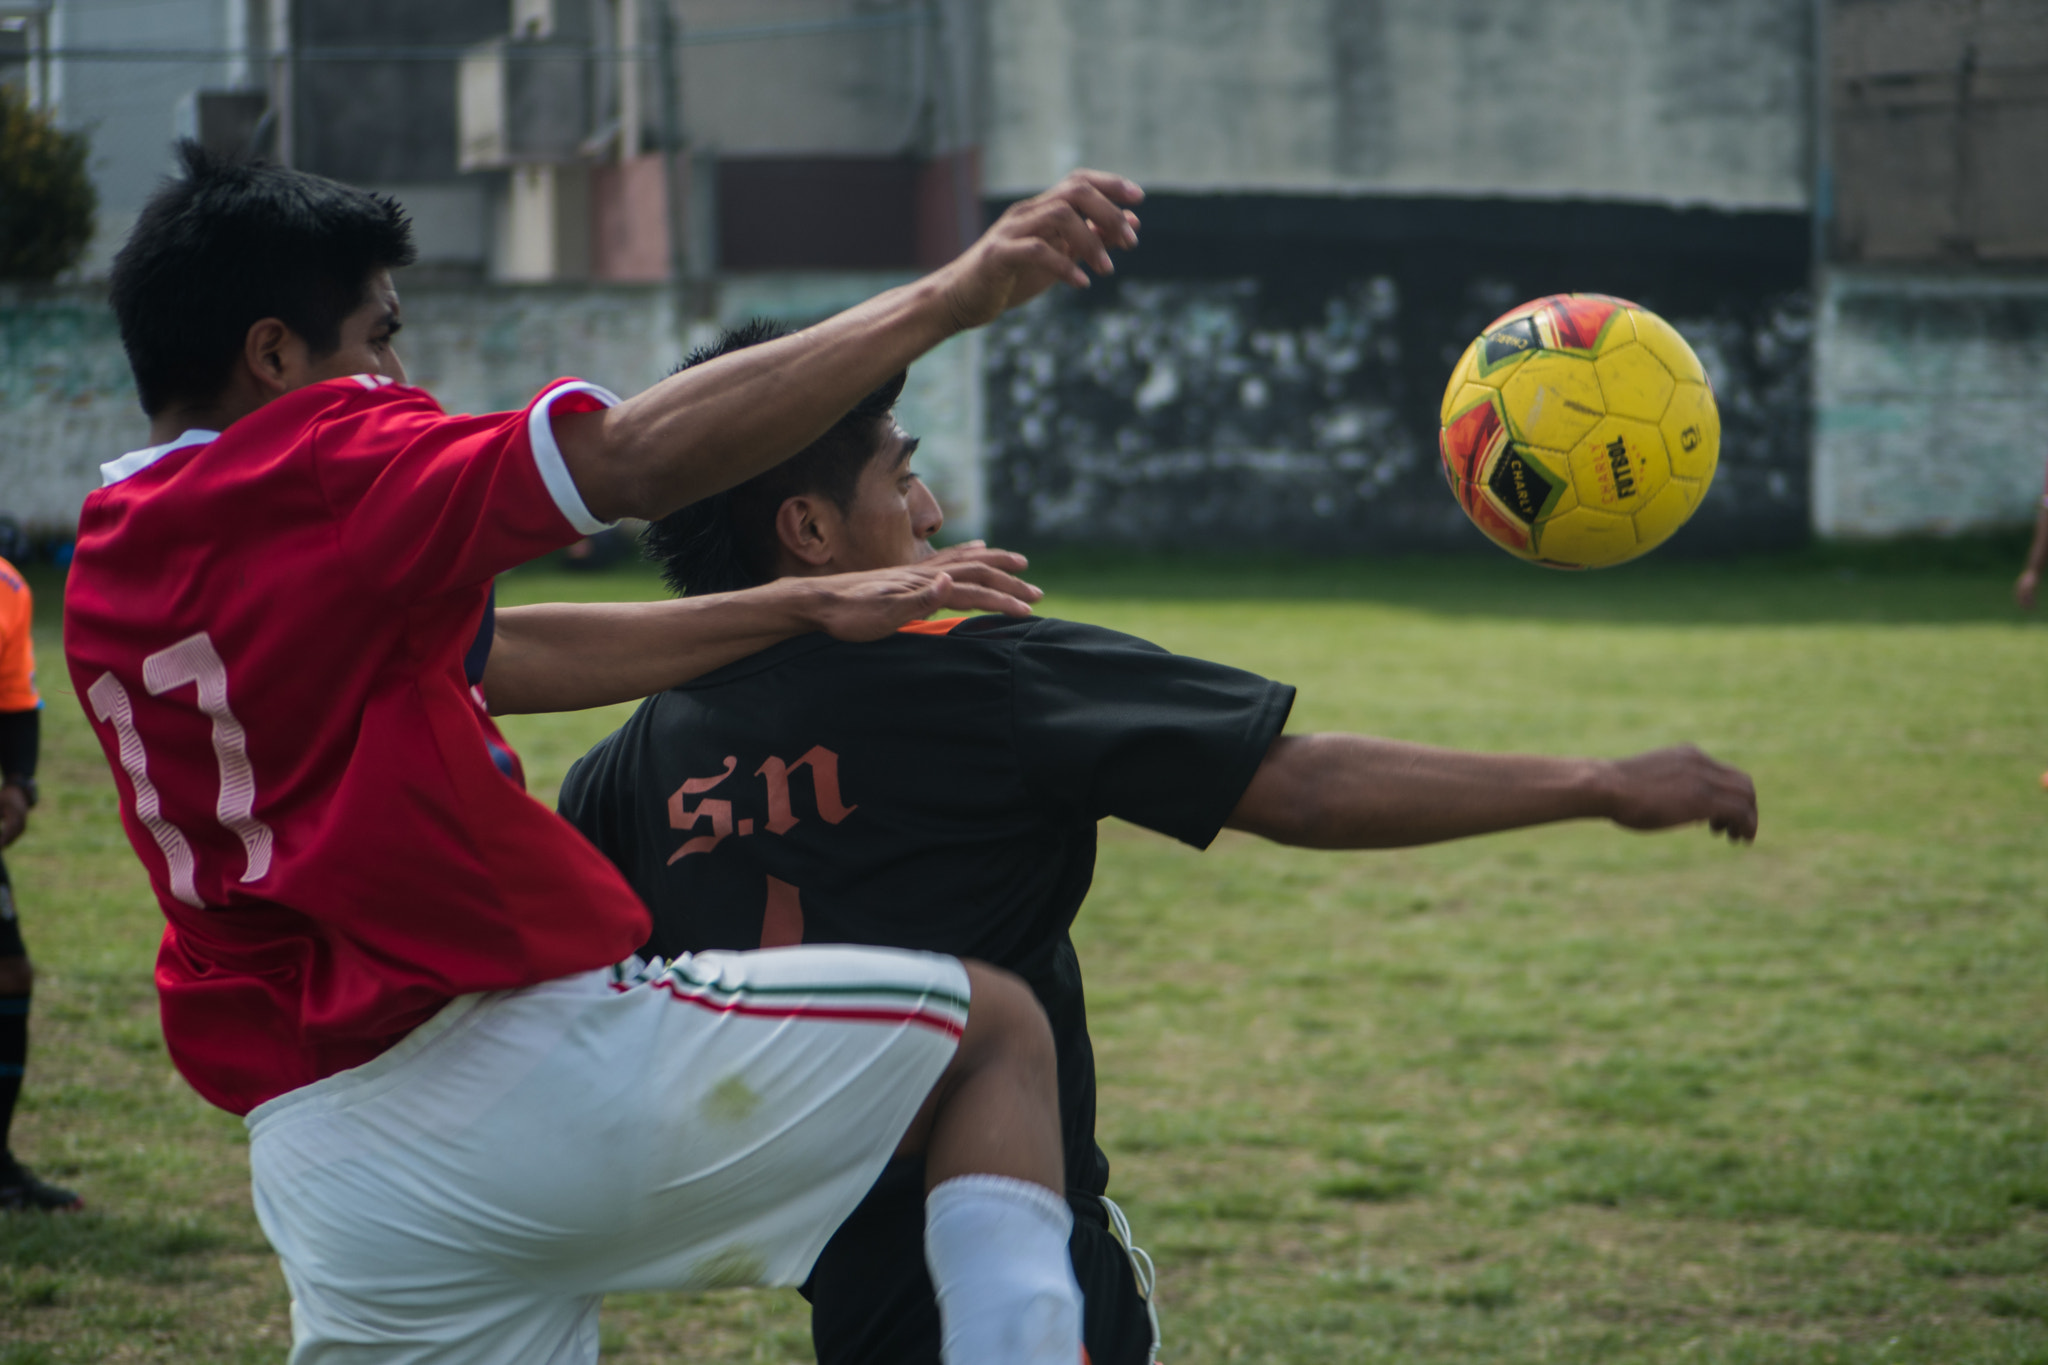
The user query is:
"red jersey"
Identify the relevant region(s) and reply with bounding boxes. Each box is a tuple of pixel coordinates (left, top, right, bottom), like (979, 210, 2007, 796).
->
(64, 375, 653, 1115)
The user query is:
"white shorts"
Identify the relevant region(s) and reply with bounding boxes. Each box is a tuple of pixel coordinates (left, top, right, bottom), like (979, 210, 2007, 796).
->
(246, 947, 969, 1365)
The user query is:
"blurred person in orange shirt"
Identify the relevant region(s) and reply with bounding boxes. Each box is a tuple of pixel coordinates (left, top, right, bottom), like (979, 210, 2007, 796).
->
(0, 540, 79, 1210)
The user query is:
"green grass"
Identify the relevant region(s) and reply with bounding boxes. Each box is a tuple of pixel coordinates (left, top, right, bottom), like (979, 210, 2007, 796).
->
(5, 548, 2046, 1363)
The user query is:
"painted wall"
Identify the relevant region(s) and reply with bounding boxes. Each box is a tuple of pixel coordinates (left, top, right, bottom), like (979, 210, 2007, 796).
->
(1813, 269, 2048, 539)
(984, 263, 1811, 556)
(0, 276, 989, 542)
(985, 0, 1813, 210)
(0, 286, 145, 532)
(27, 265, 2048, 552)
(0, 282, 691, 535)
(674, 0, 981, 158)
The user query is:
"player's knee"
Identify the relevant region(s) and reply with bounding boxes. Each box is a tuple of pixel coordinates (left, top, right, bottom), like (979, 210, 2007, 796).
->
(0, 954, 31, 995)
(956, 960, 1055, 1078)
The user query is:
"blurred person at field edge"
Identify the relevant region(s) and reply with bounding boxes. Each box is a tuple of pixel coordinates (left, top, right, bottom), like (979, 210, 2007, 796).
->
(0, 538, 78, 1211)
(2013, 461, 2048, 609)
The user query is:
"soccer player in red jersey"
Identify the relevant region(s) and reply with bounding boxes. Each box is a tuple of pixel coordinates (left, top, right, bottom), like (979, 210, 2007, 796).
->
(557, 324, 1761, 1365)
(64, 143, 1143, 1364)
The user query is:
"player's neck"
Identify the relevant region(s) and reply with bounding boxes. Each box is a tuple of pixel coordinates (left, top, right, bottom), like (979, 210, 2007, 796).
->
(147, 387, 268, 445)
(771, 553, 841, 581)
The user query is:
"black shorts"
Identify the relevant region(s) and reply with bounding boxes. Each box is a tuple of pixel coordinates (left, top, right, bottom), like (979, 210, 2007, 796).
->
(804, 1156, 1156, 1365)
(0, 853, 20, 959)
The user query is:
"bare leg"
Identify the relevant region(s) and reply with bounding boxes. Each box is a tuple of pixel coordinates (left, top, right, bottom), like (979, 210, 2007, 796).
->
(892, 959, 1063, 1193)
(887, 960, 1079, 1365)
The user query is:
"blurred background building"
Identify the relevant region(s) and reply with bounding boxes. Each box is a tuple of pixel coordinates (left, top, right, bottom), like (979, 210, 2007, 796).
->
(2, 0, 2045, 555)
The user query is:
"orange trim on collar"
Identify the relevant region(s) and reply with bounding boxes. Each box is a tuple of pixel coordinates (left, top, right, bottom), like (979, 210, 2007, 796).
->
(896, 616, 972, 636)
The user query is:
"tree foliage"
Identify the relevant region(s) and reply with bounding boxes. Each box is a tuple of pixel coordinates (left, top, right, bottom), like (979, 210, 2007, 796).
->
(0, 84, 95, 281)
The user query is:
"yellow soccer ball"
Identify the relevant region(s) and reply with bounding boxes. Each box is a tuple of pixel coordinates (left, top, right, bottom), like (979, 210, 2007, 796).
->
(1437, 294, 1720, 569)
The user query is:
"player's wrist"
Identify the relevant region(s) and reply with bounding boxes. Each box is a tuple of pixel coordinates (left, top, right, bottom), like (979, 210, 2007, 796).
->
(0, 777, 33, 809)
(1578, 759, 1625, 822)
(909, 266, 979, 339)
(780, 577, 841, 635)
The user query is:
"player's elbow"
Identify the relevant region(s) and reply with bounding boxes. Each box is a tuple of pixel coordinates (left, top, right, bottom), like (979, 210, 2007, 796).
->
(1227, 739, 1340, 847)
(557, 409, 668, 524)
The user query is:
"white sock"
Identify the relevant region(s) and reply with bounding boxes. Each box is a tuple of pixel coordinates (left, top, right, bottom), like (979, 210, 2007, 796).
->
(925, 1174, 1083, 1365)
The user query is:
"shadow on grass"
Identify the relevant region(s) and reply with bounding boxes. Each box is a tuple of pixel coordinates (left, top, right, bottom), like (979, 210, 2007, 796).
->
(1014, 534, 2037, 627)
(491, 531, 2042, 627)
(0, 1209, 258, 1293)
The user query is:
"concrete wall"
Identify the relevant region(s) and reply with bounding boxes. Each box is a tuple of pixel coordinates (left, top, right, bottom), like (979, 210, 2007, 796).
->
(1827, 0, 2048, 264)
(0, 274, 989, 541)
(676, 0, 981, 157)
(986, 0, 1813, 210)
(0, 281, 692, 535)
(0, 286, 145, 531)
(985, 268, 1811, 556)
(1813, 269, 2048, 539)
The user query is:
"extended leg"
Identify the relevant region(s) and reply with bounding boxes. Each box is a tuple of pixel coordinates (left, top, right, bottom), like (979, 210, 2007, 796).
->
(892, 961, 1082, 1365)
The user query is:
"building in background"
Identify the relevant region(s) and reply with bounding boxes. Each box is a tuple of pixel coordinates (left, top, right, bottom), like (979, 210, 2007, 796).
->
(976, 0, 1816, 554)
(1812, 0, 2048, 539)
(3, 1, 2045, 550)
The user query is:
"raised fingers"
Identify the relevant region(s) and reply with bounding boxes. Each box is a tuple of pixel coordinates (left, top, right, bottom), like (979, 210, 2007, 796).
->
(933, 580, 1035, 618)
(1008, 196, 1118, 279)
(933, 558, 1042, 608)
(1006, 173, 1142, 277)
(1039, 171, 1143, 248)
(924, 541, 1030, 574)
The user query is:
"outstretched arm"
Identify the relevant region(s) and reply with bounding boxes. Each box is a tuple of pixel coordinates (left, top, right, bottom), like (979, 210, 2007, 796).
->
(483, 544, 1040, 715)
(556, 171, 1144, 523)
(1225, 734, 1757, 848)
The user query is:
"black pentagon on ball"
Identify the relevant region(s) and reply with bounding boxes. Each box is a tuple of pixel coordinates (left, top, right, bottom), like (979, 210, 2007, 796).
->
(1486, 445, 1558, 527)
(1481, 318, 1540, 370)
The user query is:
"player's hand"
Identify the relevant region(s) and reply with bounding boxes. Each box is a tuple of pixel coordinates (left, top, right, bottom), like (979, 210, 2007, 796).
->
(2016, 568, 2039, 610)
(803, 544, 1042, 642)
(0, 785, 28, 849)
(1604, 745, 1757, 843)
(936, 171, 1144, 330)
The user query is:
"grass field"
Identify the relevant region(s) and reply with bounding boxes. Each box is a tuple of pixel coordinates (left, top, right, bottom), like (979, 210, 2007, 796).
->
(3, 548, 2045, 1364)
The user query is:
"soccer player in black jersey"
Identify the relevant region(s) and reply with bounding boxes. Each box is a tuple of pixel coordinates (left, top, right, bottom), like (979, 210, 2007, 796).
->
(557, 323, 1759, 1365)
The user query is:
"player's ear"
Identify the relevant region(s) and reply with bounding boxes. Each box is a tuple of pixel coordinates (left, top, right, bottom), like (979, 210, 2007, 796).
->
(242, 317, 297, 397)
(774, 495, 837, 569)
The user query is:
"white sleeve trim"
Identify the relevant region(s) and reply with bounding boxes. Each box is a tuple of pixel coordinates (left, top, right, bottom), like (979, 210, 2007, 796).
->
(100, 429, 220, 487)
(528, 381, 623, 536)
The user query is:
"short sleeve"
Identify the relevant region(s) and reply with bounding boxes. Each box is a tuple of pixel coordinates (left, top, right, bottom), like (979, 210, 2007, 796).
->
(1008, 619, 1295, 848)
(0, 569, 36, 712)
(314, 378, 619, 600)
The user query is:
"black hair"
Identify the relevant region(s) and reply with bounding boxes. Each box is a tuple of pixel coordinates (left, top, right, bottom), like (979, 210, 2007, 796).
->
(109, 140, 417, 416)
(641, 319, 908, 596)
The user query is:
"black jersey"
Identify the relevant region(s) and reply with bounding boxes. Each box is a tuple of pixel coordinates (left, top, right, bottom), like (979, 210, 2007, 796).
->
(558, 612, 1295, 1196)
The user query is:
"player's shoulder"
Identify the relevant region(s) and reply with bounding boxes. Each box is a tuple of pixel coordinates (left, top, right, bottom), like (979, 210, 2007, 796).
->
(929, 613, 1171, 662)
(285, 374, 446, 428)
(0, 556, 27, 597)
(895, 613, 1147, 649)
(558, 720, 626, 814)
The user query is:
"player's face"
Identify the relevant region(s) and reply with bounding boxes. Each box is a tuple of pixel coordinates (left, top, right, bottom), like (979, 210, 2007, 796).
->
(296, 270, 409, 389)
(834, 426, 942, 571)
